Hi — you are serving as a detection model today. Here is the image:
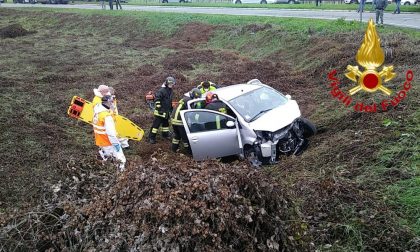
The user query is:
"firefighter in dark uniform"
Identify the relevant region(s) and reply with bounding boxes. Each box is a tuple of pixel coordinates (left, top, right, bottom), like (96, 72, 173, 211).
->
(170, 88, 201, 153)
(204, 92, 227, 114)
(204, 92, 228, 130)
(148, 76, 175, 144)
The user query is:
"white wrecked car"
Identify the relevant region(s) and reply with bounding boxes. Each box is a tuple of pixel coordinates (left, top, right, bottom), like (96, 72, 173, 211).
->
(180, 79, 316, 165)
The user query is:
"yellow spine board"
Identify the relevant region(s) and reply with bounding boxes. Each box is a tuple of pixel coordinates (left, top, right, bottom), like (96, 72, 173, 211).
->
(67, 96, 144, 141)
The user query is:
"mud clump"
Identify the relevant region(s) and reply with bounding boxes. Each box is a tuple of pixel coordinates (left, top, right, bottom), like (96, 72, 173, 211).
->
(168, 23, 216, 49)
(163, 50, 216, 71)
(0, 24, 36, 39)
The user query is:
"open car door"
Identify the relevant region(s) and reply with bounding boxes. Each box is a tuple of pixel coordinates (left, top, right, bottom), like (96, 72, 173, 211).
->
(180, 110, 241, 161)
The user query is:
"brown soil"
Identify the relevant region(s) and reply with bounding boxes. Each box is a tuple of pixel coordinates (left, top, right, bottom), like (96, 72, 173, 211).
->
(167, 22, 217, 49)
(0, 9, 419, 252)
(0, 24, 36, 39)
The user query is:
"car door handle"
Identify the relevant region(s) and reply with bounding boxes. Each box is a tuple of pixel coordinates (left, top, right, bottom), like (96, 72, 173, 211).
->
(191, 136, 198, 142)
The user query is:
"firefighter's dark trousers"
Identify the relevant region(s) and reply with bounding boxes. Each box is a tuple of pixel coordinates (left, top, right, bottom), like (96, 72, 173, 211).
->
(149, 115, 170, 141)
(171, 124, 191, 154)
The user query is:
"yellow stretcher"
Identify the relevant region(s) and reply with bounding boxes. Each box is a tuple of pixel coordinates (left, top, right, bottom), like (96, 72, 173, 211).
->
(67, 96, 144, 141)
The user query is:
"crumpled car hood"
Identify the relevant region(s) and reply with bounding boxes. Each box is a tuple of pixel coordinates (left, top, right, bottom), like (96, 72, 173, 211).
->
(249, 100, 301, 132)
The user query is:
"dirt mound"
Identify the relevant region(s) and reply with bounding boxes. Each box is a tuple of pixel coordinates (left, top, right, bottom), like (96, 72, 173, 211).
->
(168, 23, 216, 49)
(0, 24, 35, 39)
(135, 64, 158, 76)
(0, 154, 310, 251)
(163, 49, 216, 70)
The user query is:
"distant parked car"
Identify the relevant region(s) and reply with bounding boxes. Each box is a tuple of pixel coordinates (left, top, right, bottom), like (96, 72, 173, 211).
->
(234, 0, 299, 3)
(401, 0, 416, 5)
(270, 0, 300, 3)
(161, 0, 191, 3)
(37, 0, 69, 3)
(234, 0, 268, 3)
(13, 0, 37, 3)
(344, 0, 373, 4)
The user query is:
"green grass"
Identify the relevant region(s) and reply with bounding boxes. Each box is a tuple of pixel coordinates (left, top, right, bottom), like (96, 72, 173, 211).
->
(124, 1, 420, 12)
(13, 7, 420, 39)
(388, 177, 420, 235)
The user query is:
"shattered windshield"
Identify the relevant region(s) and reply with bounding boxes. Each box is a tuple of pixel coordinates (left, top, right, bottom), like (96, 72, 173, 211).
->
(229, 87, 288, 122)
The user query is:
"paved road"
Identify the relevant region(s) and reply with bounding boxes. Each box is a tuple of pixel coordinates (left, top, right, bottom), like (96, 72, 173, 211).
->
(2, 3, 420, 29)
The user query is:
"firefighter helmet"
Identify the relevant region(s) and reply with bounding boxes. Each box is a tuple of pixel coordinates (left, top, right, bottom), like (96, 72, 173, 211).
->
(205, 92, 218, 104)
(165, 76, 176, 86)
(202, 81, 210, 89)
(189, 88, 201, 99)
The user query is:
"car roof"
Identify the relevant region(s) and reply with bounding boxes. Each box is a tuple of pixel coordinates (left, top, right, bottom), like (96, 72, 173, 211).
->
(212, 84, 263, 101)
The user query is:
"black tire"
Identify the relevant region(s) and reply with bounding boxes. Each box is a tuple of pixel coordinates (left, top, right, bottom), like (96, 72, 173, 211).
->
(288, 0, 295, 3)
(235, 0, 241, 4)
(300, 118, 317, 138)
(260, 0, 267, 3)
(403, 2, 410, 5)
(179, 0, 185, 2)
(162, 0, 168, 3)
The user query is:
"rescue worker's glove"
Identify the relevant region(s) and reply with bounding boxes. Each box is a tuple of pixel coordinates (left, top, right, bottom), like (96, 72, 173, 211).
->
(153, 101, 167, 118)
(113, 144, 121, 152)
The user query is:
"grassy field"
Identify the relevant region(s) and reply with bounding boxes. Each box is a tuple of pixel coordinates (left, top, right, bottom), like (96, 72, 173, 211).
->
(123, 0, 420, 12)
(0, 7, 419, 250)
(22, 0, 420, 13)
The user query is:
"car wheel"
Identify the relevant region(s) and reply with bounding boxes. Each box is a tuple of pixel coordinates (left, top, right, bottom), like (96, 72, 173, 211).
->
(179, 0, 185, 2)
(288, 0, 295, 4)
(162, 0, 168, 3)
(300, 117, 317, 138)
(403, 2, 410, 5)
(260, 0, 267, 3)
(235, 0, 242, 4)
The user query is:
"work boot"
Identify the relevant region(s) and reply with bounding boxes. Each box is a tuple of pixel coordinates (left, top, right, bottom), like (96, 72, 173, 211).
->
(162, 132, 172, 140)
(171, 143, 179, 153)
(148, 134, 156, 144)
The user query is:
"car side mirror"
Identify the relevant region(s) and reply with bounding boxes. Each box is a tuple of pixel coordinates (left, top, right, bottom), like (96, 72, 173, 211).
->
(226, 121, 235, 128)
(286, 94, 291, 100)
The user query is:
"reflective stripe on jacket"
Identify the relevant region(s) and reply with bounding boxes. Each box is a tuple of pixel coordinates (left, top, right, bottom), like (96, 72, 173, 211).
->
(171, 97, 191, 125)
(197, 82, 217, 94)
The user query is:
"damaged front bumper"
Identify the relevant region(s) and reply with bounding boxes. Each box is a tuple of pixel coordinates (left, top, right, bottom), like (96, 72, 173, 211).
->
(253, 118, 309, 165)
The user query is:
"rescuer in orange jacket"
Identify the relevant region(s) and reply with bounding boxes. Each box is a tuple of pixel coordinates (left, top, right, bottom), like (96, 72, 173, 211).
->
(93, 95, 126, 172)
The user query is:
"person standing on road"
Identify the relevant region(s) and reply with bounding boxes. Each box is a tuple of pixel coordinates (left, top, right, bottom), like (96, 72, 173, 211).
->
(357, 0, 366, 13)
(375, 0, 388, 26)
(170, 88, 201, 154)
(109, 0, 113, 10)
(115, 0, 122, 10)
(100, 0, 106, 10)
(393, 0, 401, 14)
(148, 76, 176, 144)
(93, 95, 126, 172)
